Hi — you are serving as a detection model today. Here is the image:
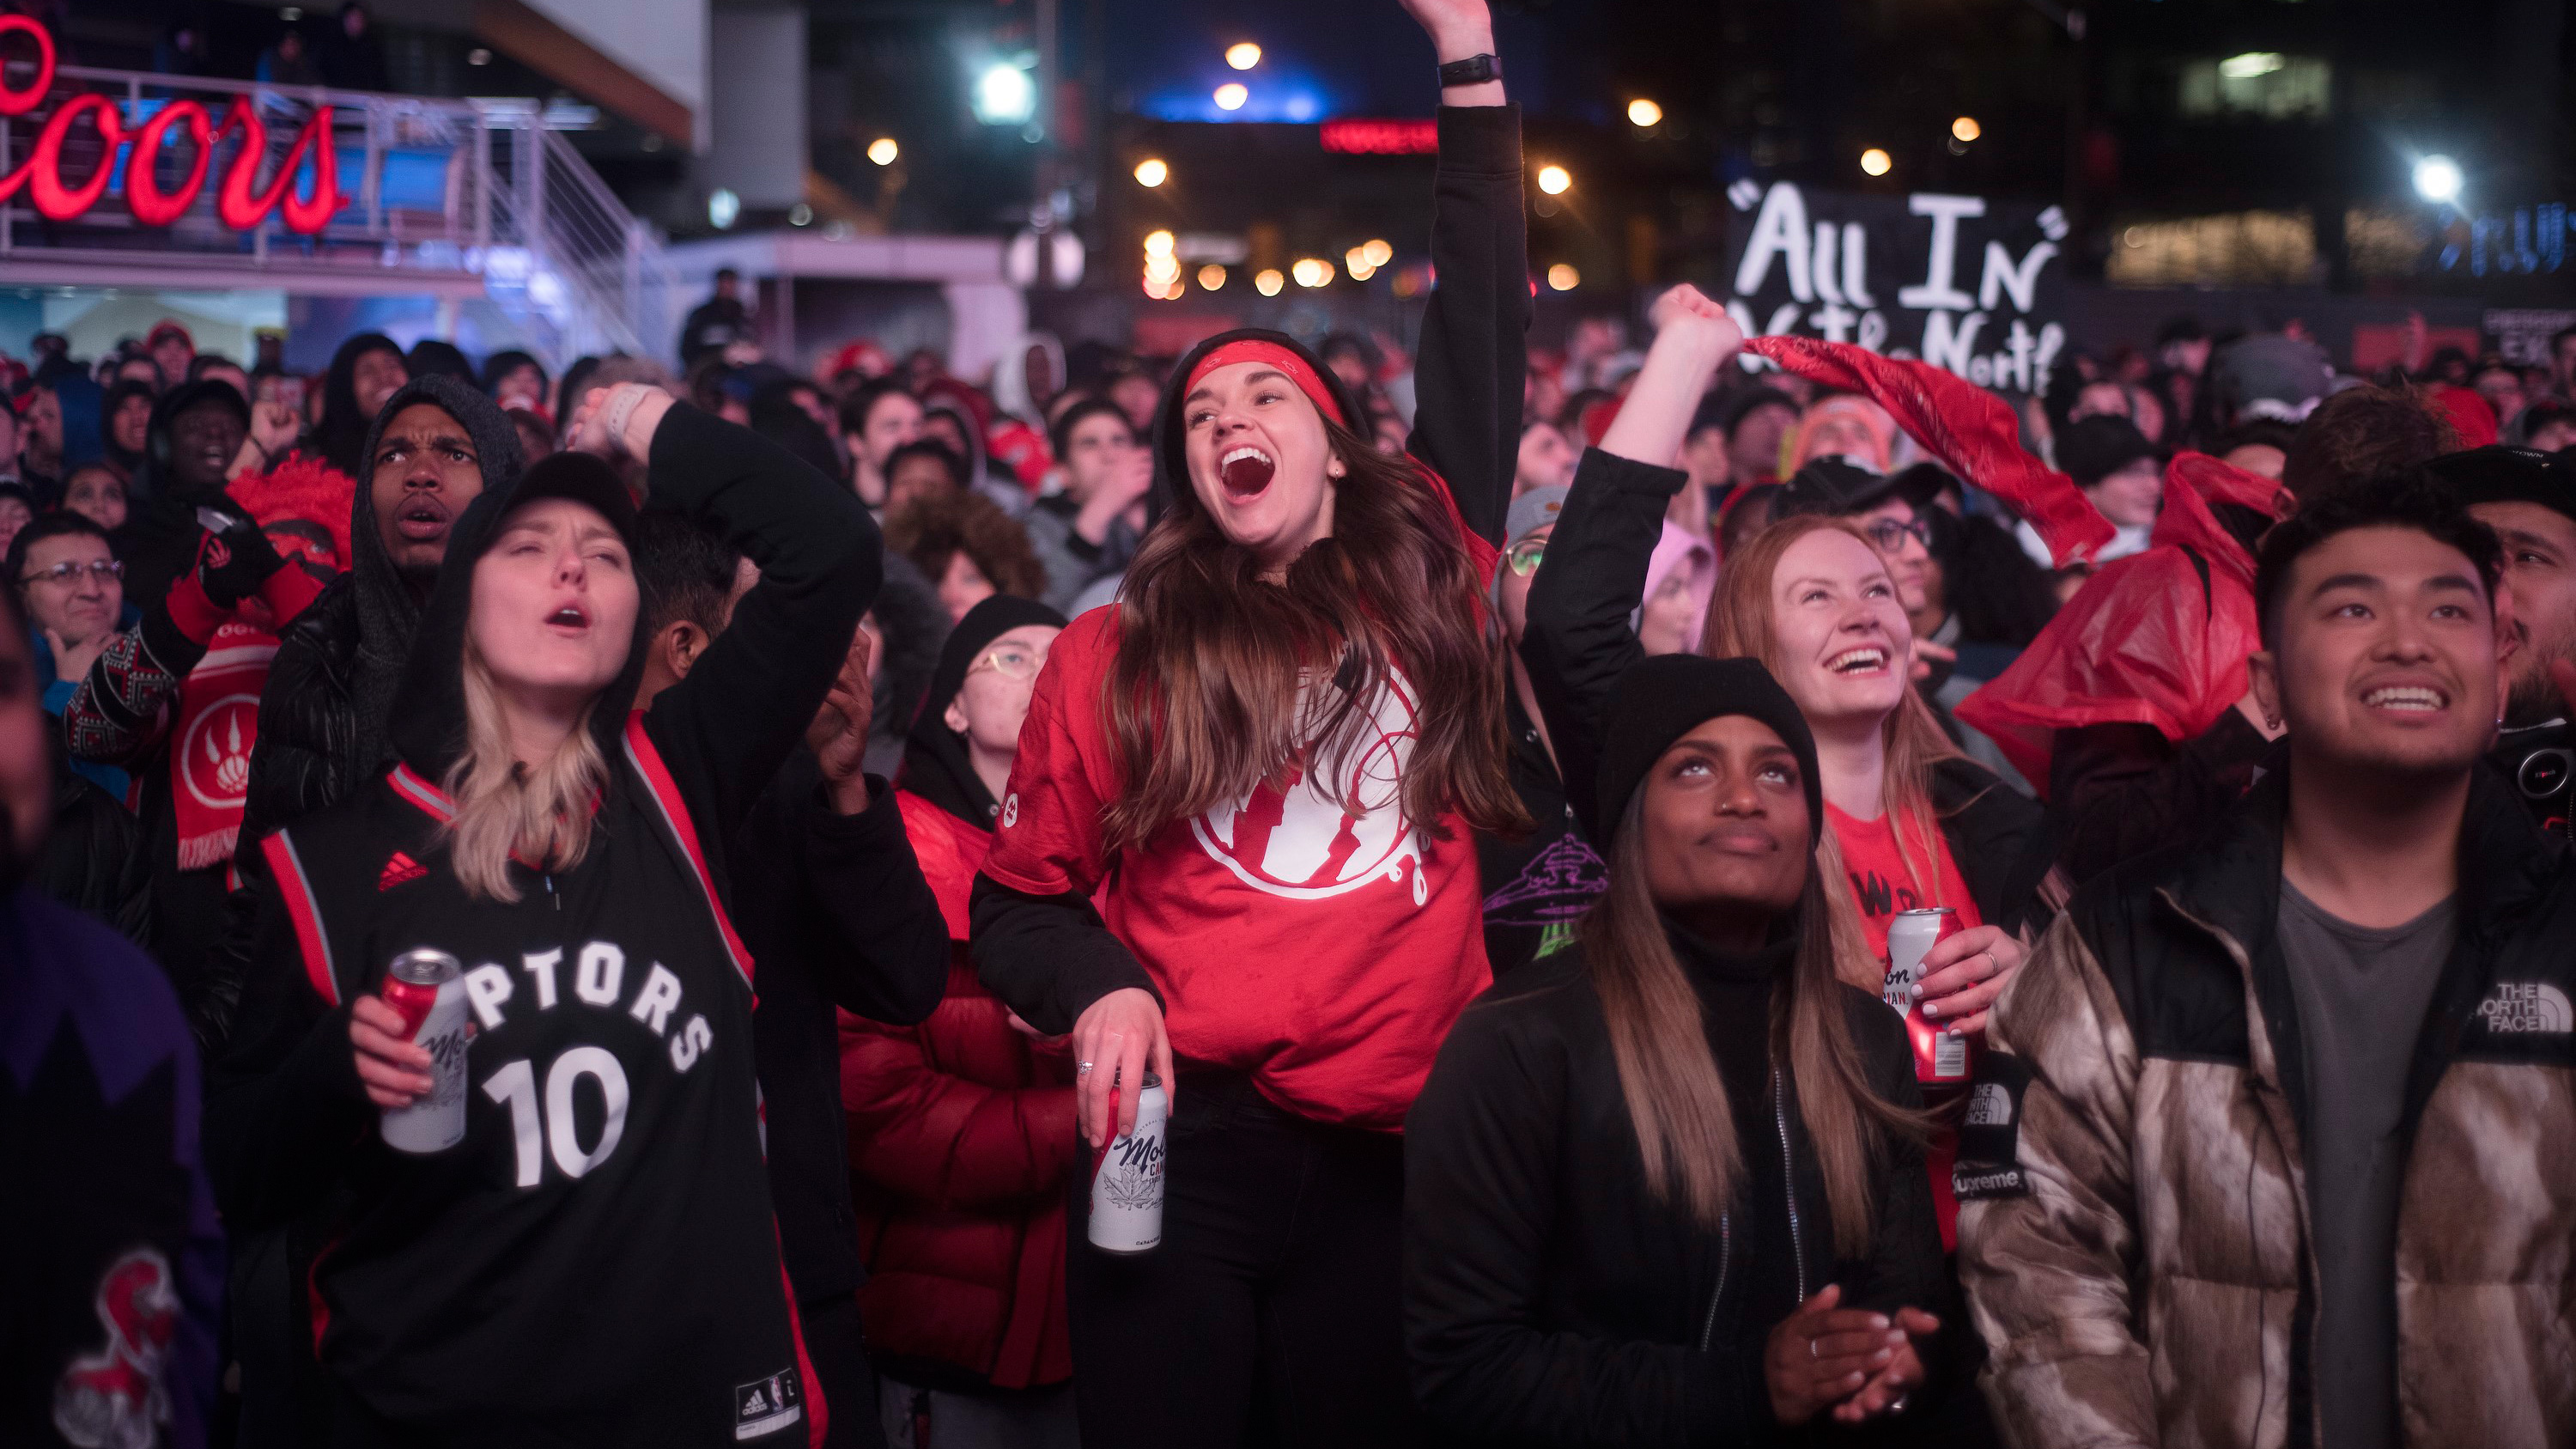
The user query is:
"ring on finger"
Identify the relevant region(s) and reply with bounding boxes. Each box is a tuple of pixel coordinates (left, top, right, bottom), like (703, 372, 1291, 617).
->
(1077, 1061, 1095, 1075)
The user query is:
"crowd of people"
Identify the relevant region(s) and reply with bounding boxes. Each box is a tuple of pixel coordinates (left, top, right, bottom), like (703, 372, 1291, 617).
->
(12, 1, 2576, 1446)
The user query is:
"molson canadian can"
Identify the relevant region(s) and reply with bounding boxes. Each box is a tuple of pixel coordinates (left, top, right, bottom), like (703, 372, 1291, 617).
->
(1087, 1072, 1168, 1255)
(1883, 908, 1971, 1085)
(379, 948, 471, 1154)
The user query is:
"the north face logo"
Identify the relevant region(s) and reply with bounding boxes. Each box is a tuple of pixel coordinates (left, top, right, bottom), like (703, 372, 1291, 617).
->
(378, 852, 427, 892)
(2476, 982, 2573, 1034)
(1965, 1081, 2014, 1127)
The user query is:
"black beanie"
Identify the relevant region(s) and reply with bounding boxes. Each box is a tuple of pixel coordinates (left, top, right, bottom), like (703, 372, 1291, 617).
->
(1592, 654, 1825, 845)
(918, 594, 1068, 729)
(2431, 445, 2576, 525)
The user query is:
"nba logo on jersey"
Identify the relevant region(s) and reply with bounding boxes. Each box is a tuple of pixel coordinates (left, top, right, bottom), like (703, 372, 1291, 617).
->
(733, 1367, 803, 1440)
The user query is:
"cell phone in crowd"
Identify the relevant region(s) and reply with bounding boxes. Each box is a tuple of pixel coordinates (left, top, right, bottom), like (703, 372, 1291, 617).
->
(276, 375, 307, 416)
(195, 506, 245, 535)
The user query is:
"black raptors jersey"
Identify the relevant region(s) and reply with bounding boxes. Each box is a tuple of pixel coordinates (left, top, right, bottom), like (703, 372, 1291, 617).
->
(252, 718, 813, 1446)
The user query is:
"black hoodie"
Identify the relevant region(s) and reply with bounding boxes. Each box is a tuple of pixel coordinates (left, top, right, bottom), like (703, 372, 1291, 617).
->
(207, 404, 878, 1444)
(239, 374, 527, 855)
(118, 379, 252, 611)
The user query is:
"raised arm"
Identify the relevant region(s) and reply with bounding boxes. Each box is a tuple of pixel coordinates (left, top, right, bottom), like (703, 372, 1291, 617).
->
(585, 389, 879, 847)
(1518, 289, 1740, 838)
(1397, 0, 1526, 546)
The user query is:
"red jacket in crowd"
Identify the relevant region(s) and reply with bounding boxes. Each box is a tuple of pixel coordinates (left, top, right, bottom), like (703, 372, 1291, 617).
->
(838, 790, 1075, 1391)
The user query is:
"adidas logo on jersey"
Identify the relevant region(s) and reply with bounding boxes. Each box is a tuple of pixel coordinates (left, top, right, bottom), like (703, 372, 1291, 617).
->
(2476, 982, 2573, 1035)
(379, 851, 427, 892)
(734, 1368, 803, 1439)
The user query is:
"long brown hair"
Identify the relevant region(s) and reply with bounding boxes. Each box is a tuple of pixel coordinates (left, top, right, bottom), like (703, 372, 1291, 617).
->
(441, 640, 611, 902)
(1583, 789, 1927, 1253)
(1703, 514, 1966, 947)
(1100, 415, 1525, 853)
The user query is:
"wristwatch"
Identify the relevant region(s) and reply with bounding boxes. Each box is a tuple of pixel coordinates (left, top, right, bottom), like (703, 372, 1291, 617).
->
(1437, 52, 1501, 88)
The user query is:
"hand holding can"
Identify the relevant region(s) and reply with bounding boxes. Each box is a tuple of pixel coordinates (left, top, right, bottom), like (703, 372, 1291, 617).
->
(1882, 910, 1971, 1085)
(1087, 1070, 1169, 1255)
(372, 949, 472, 1154)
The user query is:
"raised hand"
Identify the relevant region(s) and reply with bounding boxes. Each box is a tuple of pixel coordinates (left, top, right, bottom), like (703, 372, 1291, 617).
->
(806, 624, 877, 814)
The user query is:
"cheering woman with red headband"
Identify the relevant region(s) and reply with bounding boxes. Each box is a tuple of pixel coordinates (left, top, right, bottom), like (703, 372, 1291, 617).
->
(968, 1, 1527, 1440)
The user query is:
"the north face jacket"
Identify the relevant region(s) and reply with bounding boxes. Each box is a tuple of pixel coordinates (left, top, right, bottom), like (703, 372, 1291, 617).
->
(1955, 763, 2576, 1448)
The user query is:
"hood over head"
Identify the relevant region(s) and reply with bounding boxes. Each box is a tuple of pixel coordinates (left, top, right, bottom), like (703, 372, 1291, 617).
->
(385, 447, 642, 781)
(989, 331, 1064, 427)
(135, 379, 251, 505)
(100, 379, 158, 475)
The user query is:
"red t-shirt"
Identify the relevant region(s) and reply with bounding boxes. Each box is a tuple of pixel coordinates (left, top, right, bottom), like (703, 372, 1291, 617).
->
(1825, 801, 1985, 962)
(977, 608, 1492, 1131)
(1826, 800, 1984, 1250)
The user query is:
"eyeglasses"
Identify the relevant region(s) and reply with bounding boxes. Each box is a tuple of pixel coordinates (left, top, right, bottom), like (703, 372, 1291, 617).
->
(19, 559, 122, 588)
(1861, 518, 1932, 554)
(969, 644, 1048, 681)
(1505, 538, 1546, 577)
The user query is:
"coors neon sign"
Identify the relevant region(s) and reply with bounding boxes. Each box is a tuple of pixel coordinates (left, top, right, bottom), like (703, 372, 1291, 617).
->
(0, 15, 343, 235)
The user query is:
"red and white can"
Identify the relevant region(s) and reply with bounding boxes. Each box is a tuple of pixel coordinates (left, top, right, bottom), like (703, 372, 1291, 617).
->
(380, 948, 471, 1154)
(1883, 908, 1971, 1085)
(1087, 1072, 1168, 1255)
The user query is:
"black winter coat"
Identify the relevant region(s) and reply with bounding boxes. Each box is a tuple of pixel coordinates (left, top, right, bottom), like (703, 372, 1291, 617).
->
(1406, 937, 1952, 1446)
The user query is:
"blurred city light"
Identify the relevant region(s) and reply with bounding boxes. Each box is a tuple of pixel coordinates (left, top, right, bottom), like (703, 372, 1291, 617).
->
(1214, 83, 1249, 112)
(1361, 239, 1394, 267)
(1291, 257, 1334, 288)
(1226, 42, 1262, 70)
(1345, 246, 1376, 280)
(973, 62, 1038, 125)
(1198, 264, 1228, 290)
(1133, 157, 1169, 187)
(1952, 116, 1981, 142)
(1255, 268, 1285, 296)
(1144, 229, 1176, 257)
(2414, 155, 2463, 203)
(2218, 52, 2285, 79)
(788, 203, 813, 226)
(867, 137, 900, 167)
(1145, 254, 1181, 286)
(1536, 165, 1571, 195)
(708, 188, 740, 229)
(1627, 99, 1663, 127)
(1546, 264, 1580, 291)
(1860, 148, 1893, 177)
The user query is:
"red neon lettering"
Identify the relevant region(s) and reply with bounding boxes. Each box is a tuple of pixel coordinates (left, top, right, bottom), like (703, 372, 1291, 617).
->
(125, 100, 215, 228)
(27, 95, 125, 221)
(1320, 119, 1438, 155)
(216, 100, 342, 235)
(0, 14, 56, 118)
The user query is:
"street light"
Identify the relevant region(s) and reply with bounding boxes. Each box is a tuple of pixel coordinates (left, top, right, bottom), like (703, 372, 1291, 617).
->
(1536, 164, 1571, 195)
(1546, 264, 1580, 291)
(1345, 246, 1376, 281)
(1133, 157, 1169, 187)
(1361, 238, 1393, 267)
(1198, 264, 1228, 290)
(1226, 41, 1261, 70)
(2413, 155, 2463, 204)
(1626, 99, 1662, 128)
(973, 63, 1037, 125)
(1292, 257, 1334, 288)
(1214, 82, 1249, 112)
(1144, 229, 1176, 257)
(867, 137, 900, 167)
(1951, 116, 1980, 143)
(1255, 268, 1285, 296)
(708, 188, 740, 229)
(1860, 148, 1893, 177)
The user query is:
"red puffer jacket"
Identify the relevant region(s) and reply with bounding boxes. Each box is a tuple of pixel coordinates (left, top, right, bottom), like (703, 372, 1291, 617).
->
(840, 791, 1077, 1390)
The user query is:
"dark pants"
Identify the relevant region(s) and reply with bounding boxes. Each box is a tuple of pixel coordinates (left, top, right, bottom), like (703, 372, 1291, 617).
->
(1064, 1068, 1417, 1448)
(800, 1291, 887, 1449)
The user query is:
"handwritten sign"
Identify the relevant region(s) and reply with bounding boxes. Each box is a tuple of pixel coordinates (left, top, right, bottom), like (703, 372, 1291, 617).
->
(1722, 181, 2068, 392)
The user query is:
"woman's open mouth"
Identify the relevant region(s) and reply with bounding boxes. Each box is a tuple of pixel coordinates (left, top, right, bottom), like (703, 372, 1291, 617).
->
(1219, 446, 1276, 498)
(545, 605, 589, 632)
(1827, 646, 1889, 676)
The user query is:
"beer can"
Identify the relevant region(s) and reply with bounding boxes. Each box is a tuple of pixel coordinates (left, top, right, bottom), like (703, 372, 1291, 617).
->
(1086, 1072, 1168, 1255)
(380, 948, 471, 1154)
(1883, 908, 1971, 1085)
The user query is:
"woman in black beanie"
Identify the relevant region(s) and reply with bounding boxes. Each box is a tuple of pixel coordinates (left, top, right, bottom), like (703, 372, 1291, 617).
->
(1406, 653, 1953, 1444)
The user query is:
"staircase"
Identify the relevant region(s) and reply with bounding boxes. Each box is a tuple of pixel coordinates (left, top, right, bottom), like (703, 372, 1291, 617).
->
(472, 100, 684, 367)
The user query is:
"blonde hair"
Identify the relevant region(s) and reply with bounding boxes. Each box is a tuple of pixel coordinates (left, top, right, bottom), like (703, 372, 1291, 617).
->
(441, 640, 611, 902)
(1704, 514, 1971, 977)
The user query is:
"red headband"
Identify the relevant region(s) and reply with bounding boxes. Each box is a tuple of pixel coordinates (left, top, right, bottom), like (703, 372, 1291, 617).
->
(1182, 340, 1346, 428)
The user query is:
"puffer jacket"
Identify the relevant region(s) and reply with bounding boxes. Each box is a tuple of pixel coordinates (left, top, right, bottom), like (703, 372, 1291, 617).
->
(1955, 764, 2576, 1448)
(839, 790, 1076, 1391)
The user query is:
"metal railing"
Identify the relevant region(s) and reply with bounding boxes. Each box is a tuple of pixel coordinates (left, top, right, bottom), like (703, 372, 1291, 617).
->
(0, 59, 679, 368)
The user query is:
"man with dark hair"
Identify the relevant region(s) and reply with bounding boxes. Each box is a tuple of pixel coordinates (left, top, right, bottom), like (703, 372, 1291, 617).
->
(632, 513, 948, 1449)
(839, 379, 925, 513)
(1024, 397, 1150, 614)
(1722, 386, 1800, 486)
(681, 266, 752, 369)
(883, 437, 969, 517)
(2436, 446, 2576, 837)
(1959, 469, 2576, 1448)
